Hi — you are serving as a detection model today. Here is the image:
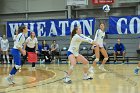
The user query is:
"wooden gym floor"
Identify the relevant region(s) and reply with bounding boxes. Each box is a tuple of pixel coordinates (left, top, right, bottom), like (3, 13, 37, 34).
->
(0, 63, 140, 93)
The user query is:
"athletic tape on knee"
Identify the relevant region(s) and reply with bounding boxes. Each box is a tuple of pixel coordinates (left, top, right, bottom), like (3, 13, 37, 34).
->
(69, 65, 74, 70)
(15, 65, 21, 70)
(94, 58, 99, 62)
(103, 58, 108, 61)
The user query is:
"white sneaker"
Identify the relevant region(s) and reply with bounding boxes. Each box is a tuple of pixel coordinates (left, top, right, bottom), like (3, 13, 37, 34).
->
(32, 67, 36, 71)
(8, 61, 10, 64)
(63, 77, 72, 84)
(88, 67, 95, 74)
(6, 76, 14, 85)
(83, 75, 93, 80)
(4, 61, 6, 64)
(42, 60, 45, 63)
(11, 75, 15, 84)
(99, 66, 107, 71)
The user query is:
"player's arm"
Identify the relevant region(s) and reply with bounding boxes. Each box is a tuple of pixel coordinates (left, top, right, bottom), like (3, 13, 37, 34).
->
(35, 38, 38, 53)
(121, 43, 125, 51)
(1, 40, 3, 49)
(23, 38, 28, 50)
(54, 44, 59, 50)
(7, 40, 9, 50)
(114, 44, 117, 52)
(79, 34, 98, 46)
(93, 30, 98, 42)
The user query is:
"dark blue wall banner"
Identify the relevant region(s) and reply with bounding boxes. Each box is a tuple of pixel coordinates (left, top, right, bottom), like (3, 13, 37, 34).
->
(109, 16, 140, 34)
(6, 18, 95, 37)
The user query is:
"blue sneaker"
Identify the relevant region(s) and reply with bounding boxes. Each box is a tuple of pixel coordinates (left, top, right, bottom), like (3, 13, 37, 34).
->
(134, 68, 139, 75)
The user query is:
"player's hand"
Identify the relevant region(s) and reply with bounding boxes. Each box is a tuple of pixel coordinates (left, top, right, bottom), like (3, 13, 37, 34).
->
(92, 41, 98, 46)
(22, 50, 26, 56)
(117, 51, 120, 54)
(35, 51, 38, 54)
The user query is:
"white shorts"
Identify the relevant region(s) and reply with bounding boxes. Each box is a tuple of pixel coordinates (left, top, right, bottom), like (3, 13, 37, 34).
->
(98, 43, 104, 48)
(1, 48, 8, 51)
(92, 43, 104, 49)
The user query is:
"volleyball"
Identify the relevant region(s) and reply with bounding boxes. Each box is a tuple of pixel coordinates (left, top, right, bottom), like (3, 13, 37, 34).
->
(102, 4, 110, 12)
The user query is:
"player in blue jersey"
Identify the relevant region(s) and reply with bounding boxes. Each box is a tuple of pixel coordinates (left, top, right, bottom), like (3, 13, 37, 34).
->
(6, 25, 28, 84)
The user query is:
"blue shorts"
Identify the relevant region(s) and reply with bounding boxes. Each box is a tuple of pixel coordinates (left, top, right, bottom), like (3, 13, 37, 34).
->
(67, 51, 73, 57)
(11, 48, 21, 65)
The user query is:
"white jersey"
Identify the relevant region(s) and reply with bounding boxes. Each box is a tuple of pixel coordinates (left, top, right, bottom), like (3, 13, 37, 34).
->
(94, 29, 105, 47)
(1, 39, 9, 51)
(25, 37, 38, 48)
(68, 34, 93, 56)
(13, 33, 25, 49)
(13, 35, 18, 45)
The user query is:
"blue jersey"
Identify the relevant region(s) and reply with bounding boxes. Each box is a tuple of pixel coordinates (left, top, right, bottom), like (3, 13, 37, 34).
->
(114, 43, 125, 52)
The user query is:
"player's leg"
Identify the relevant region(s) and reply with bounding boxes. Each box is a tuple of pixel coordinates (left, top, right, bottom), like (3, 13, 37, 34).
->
(99, 47, 108, 71)
(2, 51, 6, 63)
(134, 61, 140, 74)
(64, 52, 77, 83)
(89, 46, 100, 73)
(32, 62, 36, 71)
(76, 54, 93, 80)
(6, 49, 21, 84)
(6, 50, 10, 63)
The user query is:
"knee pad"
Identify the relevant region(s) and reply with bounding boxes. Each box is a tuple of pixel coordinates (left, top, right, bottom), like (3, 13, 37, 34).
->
(69, 65, 74, 70)
(94, 58, 99, 62)
(103, 58, 108, 61)
(15, 65, 21, 70)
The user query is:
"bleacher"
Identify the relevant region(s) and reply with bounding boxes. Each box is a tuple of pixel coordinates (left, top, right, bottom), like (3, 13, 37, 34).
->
(106, 34, 139, 62)
(5, 34, 139, 64)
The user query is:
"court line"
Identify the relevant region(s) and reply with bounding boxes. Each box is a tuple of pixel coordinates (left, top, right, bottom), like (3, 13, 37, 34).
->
(106, 65, 137, 86)
(4, 68, 65, 92)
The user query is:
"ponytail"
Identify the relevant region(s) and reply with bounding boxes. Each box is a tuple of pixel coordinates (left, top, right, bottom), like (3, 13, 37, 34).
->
(71, 27, 78, 39)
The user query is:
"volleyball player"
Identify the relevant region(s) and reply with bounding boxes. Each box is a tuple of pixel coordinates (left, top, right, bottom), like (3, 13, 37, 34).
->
(6, 25, 27, 84)
(63, 26, 97, 84)
(89, 23, 108, 73)
(1, 35, 10, 63)
(24, 31, 38, 71)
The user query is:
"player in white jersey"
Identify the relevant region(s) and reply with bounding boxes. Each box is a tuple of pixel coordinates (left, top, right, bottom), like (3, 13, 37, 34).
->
(89, 23, 108, 73)
(6, 25, 27, 84)
(23, 31, 38, 71)
(63, 26, 98, 84)
(1, 35, 10, 63)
